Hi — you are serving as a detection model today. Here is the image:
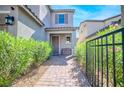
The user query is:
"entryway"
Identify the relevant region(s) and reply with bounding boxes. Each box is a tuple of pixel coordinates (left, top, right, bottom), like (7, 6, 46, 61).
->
(51, 35, 60, 55)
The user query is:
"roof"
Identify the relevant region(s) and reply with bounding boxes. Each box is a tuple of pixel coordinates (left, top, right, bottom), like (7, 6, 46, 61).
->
(46, 5, 52, 11)
(80, 14, 121, 26)
(19, 5, 44, 26)
(81, 20, 104, 24)
(45, 27, 78, 31)
(103, 14, 121, 21)
(46, 5, 75, 13)
(51, 9, 75, 13)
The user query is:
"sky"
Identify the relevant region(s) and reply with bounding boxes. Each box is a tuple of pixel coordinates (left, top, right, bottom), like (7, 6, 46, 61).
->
(52, 5, 121, 27)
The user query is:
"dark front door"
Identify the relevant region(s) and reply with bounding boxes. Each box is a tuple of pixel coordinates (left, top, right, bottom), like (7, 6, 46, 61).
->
(52, 36, 59, 55)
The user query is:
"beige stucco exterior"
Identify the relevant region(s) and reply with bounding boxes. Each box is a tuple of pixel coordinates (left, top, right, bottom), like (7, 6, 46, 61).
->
(0, 5, 45, 41)
(17, 6, 45, 40)
(104, 16, 121, 27)
(0, 5, 18, 36)
(27, 5, 51, 28)
(78, 15, 121, 42)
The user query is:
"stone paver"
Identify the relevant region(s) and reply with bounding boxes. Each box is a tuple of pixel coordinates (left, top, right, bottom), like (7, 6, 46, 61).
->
(33, 55, 90, 87)
(12, 55, 90, 87)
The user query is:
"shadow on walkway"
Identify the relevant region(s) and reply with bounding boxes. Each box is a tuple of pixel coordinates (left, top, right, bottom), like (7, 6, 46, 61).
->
(42, 55, 75, 66)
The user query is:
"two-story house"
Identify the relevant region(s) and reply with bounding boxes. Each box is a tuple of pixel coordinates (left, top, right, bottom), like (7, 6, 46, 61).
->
(45, 9, 77, 55)
(78, 14, 121, 43)
(0, 5, 77, 55)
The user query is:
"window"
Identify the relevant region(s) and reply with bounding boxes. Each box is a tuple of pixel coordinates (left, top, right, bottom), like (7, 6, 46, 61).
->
(55, 14, 68, 24)
(66, 36, 71, 44)
(59, 14, 65, 24)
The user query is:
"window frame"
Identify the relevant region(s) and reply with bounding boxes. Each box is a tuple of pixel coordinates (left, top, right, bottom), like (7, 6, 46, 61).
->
(55, 14, 68, 24)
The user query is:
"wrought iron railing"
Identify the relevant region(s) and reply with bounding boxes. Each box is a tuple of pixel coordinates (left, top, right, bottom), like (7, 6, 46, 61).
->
(86, 28, 124, 87)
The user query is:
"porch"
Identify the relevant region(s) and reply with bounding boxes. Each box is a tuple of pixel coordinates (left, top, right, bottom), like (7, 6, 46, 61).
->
(45, 27, 77, 55)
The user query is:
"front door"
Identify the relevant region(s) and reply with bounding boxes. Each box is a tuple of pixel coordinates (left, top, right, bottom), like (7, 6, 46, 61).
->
(52, 36, 59, 55)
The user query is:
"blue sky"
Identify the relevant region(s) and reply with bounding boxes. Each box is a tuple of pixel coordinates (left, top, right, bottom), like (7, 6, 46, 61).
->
(52, 5, 121, 27)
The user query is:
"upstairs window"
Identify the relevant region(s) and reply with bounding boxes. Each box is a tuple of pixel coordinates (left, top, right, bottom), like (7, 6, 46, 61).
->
(59, 14, 65, 24)
(55, 14, 68, 24)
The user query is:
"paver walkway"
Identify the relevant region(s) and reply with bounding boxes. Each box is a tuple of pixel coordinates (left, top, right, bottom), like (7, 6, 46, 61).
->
(33, 55, 90, 87)
(12, 55, 90, 87)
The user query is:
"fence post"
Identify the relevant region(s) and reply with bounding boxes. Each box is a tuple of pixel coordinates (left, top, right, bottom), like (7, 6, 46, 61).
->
(86, 42, 88, 77)
(112, 34, 116, 87)
(122, 30, 124, 87)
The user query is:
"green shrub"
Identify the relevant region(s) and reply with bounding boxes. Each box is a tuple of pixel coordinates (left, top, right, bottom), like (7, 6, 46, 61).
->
(0, 32, 52, 86)
(75, 41, 86, 65)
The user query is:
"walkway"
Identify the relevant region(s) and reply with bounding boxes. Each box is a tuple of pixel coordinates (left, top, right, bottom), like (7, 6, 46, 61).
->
(12, 56, 90, 87)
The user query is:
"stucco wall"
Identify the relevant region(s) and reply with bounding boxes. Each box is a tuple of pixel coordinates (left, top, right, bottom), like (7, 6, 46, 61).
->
(79, 22, 88, 41)
(79, 21, 104, 40)
(39, 6, 51, 27)
(0, 5, 18, 36)
(17, 7, 46, 41)
(51, 12, 73, 27)
(27, 5, 51, 28)
(25, 6, 74, 28)
(60, 34, 72, 49)
(104, 16, 121, 27)
(79, 15, 121, 42)
(86, 22, 104, 37)
(27, 5, 40, 17)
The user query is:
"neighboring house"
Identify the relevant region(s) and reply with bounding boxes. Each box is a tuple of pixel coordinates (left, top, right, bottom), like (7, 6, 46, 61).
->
(78, 14, 121, 42)
(0, 5, 77, 55)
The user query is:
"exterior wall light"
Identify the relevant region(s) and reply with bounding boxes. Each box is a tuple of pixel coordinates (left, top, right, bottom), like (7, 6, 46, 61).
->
(5, 15, 14, 25)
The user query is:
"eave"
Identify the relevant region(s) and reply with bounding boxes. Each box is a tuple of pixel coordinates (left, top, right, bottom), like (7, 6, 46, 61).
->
(19, 5, 44, 26)
(45, 27, 78, 31)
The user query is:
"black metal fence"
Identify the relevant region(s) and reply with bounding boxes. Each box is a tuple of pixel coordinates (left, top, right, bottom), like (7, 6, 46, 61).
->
(86, 28, 124, 87)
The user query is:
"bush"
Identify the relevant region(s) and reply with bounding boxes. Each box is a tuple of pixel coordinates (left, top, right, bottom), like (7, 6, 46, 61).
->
(0, 32, 52, 86)
(75, 41, 86, 65)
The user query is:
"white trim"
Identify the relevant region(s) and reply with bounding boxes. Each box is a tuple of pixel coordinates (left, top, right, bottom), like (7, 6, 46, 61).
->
(48, 31, 73, 34)
(0, 11, 10, 14)
(51, 35, 61, 55)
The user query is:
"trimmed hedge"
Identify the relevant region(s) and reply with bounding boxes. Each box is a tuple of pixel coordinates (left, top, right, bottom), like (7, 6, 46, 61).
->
(0, 32, 52, 86)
